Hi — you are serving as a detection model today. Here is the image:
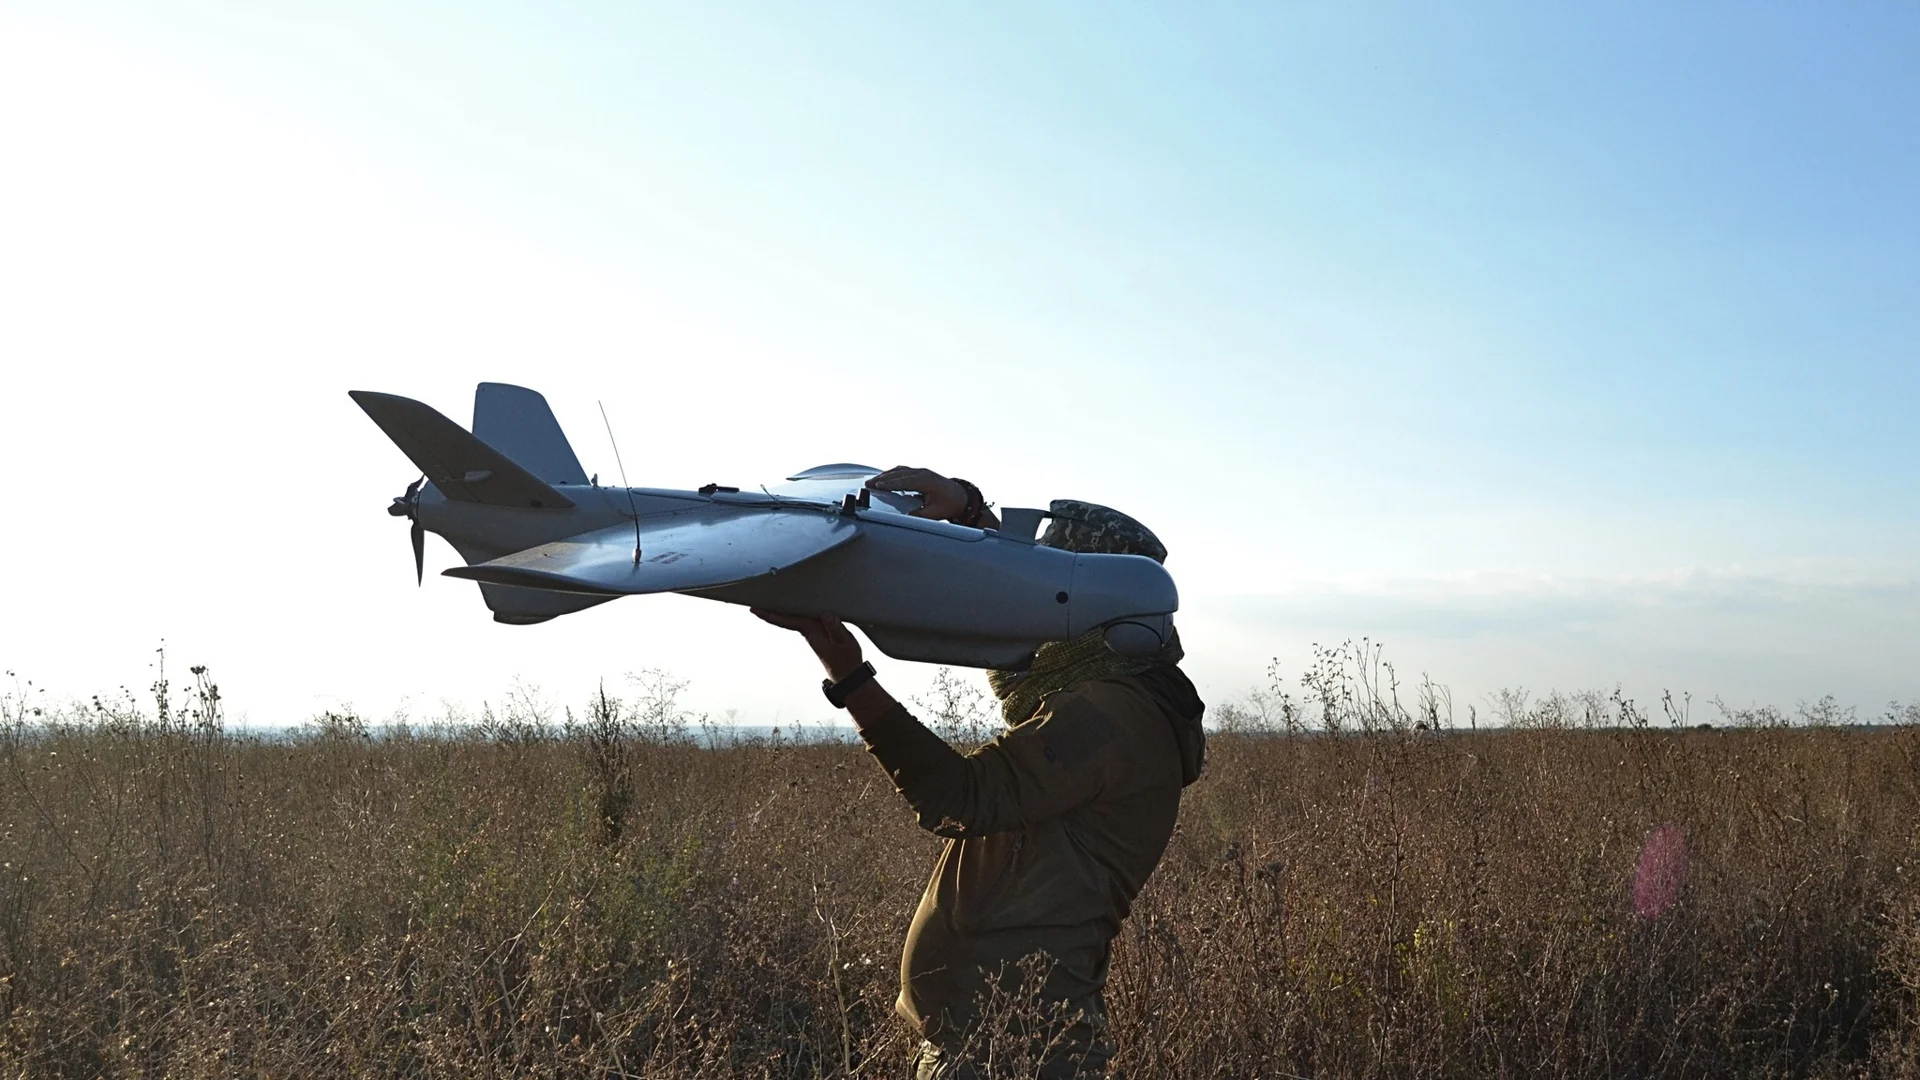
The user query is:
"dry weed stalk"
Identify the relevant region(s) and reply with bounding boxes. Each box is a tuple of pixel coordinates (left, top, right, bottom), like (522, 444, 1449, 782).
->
(1, 659, 1916, 1078)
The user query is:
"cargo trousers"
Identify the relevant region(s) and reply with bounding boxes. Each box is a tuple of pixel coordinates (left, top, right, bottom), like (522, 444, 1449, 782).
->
(907, 995, 1116, 1079)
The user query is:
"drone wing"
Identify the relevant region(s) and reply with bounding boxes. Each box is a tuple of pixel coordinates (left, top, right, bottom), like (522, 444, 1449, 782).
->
(443, 508, 858, 595)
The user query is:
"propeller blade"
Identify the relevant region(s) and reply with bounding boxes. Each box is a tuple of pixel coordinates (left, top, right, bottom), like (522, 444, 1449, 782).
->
(387, 476, 428, 585)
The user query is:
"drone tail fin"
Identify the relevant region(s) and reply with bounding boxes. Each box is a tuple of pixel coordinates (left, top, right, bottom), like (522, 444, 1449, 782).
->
(473, 383, 590, 486)
(349, 390, 576, 509)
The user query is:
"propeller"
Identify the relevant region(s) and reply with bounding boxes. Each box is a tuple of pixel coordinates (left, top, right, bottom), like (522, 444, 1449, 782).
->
(386, 476, 427, 586)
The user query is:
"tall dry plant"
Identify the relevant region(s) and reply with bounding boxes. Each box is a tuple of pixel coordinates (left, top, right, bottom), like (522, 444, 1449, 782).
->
(1, 654, 1916, 1078)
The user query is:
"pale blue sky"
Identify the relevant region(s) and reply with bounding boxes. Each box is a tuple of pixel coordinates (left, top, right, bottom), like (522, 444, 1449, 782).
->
(2, 2, 1914, 724)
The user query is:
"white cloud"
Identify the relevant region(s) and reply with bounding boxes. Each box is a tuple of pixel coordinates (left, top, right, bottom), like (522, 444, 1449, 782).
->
(1177, 565, 1920, 718)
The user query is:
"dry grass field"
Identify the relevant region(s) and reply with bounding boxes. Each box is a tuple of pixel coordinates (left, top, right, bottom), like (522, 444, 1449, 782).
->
(3, 655, 1917, 1078)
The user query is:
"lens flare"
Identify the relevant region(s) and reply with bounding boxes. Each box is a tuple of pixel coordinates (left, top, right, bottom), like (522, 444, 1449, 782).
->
(1633, 823, 1689, 919)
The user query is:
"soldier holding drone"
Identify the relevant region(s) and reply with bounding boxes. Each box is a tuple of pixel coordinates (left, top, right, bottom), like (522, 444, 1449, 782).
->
(757, 466, 1206, 1080)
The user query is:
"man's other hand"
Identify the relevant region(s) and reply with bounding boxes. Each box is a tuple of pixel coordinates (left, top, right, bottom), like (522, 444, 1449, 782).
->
(751, 609, 866, 681)
(866, 466, 967, 521)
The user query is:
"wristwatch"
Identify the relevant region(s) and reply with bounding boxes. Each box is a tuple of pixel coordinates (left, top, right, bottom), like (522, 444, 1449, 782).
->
(822, 661, 877, 708)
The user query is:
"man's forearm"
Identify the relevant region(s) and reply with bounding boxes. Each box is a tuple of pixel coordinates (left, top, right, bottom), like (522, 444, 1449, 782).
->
(841, 678, 901, 729)
(843, 679, 982, 835)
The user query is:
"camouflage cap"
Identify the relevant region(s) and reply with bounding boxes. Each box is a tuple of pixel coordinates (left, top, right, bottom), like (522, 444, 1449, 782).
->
(1039, 500, 1168, 563)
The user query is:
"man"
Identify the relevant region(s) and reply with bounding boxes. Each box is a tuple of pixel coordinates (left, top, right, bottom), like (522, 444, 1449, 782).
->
(753, 466, 1207, 1079)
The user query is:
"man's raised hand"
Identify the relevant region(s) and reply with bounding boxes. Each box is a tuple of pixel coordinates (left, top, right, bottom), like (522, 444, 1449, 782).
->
(751, 609, 866, 682)
(865, 466, 968, 521)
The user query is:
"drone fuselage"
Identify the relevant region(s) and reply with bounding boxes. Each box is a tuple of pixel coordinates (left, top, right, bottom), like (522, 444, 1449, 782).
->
(416, 481, 1174, 668)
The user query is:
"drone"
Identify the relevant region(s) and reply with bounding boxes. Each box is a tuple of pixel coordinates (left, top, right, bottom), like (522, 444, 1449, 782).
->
(350, 383, 1178, 670)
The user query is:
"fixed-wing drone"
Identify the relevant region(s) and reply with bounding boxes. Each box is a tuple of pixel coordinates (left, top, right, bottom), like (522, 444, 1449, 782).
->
(350, 383, 1178, 669)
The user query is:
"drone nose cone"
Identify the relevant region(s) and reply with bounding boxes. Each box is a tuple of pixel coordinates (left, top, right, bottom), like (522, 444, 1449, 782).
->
(1064, 553, 1179, 635)
(388, 497, 412, 517)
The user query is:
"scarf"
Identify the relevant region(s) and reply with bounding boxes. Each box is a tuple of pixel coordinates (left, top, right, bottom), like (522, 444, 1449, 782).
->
(987, 626, 1183, 725)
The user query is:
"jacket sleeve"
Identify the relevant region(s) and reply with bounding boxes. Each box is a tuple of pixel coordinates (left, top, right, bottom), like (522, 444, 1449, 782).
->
(858, 691, 1119, 838)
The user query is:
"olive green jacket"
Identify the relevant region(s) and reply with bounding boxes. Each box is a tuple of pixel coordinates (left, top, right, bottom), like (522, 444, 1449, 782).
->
(859, 667, 1206, 1045)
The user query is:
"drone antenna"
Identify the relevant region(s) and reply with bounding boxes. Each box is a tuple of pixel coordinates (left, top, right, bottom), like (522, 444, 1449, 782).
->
(598, 401, 643, 565)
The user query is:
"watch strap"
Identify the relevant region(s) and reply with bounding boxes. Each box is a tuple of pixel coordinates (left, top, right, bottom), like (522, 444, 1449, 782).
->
(822, 661, 877, 708)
